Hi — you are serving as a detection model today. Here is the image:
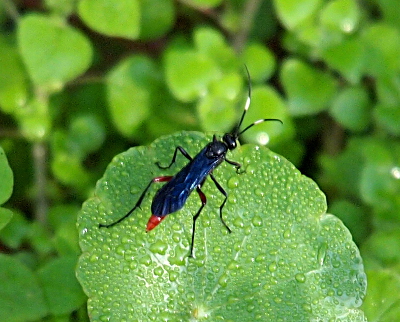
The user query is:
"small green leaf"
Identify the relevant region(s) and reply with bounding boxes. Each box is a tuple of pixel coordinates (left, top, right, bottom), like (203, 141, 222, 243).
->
(362, 23, 400, 77)
(330, 86, 371, 132)
(0, 37, 29, 113)
(376, 75, 400, 107)
(197, 71, 242, 132)
(37, 256, 86, 315)
(139, 0, 175, 39)
(0, 146, 13, 204)
(0, 254, 48, 322)
(77, 132, 366, 321)
(242, 43, 276, 83)
(274, 0, 322, 30)
(374, 0, 400, 30)
(68, 114, 106, 157)
(165, 49, 220, 102)
(107, 55, 158, 138)
(374, 103, 400, 136)
(281, 59, 337, 115)
(362, 229, 400, 266)
(78, 0, 140, 39)
(0, 207, 13, 231)
(15, 97, 51, 141)
(0, 210, 29, 248)
(362, 269, 400, 321)
(18, 13, 92, 91)
(320, 0, 360, 34)
(321, 38, 366, 83)
(194, 27, 237, 71)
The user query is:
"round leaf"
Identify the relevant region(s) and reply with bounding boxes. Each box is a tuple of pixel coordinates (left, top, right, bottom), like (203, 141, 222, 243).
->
(362, 23, 400, 77)
(374, 102, 400, 136)
(37, 256, 86, 315)
(139, 0, 175, 39)
(362, 269, 400, 321)
(18, 13, 92, 91)
(330, 86, 371, 132)
(77, 132, 366, 321)
(106, 55, 158, 138)
(274, 0, 322, 30)
(320, 0, 360, 34)
(280, 59, 337, 116)
(0, 37, 29, 113)
(0, 146, 13, 204)
(165, 49, 220, 102)
(0, 254, 48, 322)
(321, 38, 366, 83)
(242, 43, 276, 82)
(78, 0, 140, 39)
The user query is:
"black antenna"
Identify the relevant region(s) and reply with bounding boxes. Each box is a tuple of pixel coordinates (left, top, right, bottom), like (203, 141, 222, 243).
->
(235, 65, 282, 137)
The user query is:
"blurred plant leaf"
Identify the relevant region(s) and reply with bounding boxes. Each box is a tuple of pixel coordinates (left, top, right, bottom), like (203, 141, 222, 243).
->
(106, 55, 159, 138)
(78, 0, 140, 39)
(274, 0, 322, 30)
(37, 256, 86, 315)
(362, 269, 400, 321)
(242, 43, 276, 83)
(0, 36, 29, 113)
(329, 86, 371, 132)
(18, 13, 92, 91)
(0, 254, 48, 322)
(0, 146, 13, 204)
(280, 59, 337, 116)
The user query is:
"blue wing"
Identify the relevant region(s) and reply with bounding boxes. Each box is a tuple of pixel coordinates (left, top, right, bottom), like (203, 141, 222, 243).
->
(151, 144, 224, 217)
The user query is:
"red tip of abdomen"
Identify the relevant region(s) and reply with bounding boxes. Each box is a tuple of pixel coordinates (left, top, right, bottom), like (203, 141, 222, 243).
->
(146, 215, 166, 231)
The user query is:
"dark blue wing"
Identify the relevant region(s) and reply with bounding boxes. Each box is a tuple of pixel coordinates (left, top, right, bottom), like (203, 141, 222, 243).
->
(151, 144, 224, 217)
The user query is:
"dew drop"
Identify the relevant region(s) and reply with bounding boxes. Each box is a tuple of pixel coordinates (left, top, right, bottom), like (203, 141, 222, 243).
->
(283, 229, 291, 239)
(169, 271, 178, 282)
(218, 273, 229, 287)
(89, 254, 98, 262)
(295, 273, 306, 283)
(268, 261, 277, 272)
(116, 246, 125, 256)
(149, 239, 168, 255)
(153, 266, 163, 276)
(227, 176, 240, 189)
(139, 255, 152, 266)
(233, 217, 244, 228)
(252, 215, 263, 227)
(254, 188, 264, 197)
(245, 164, 256, 174)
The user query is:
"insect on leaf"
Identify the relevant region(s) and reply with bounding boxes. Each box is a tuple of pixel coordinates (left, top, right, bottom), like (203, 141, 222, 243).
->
(77, 131, 367, 321)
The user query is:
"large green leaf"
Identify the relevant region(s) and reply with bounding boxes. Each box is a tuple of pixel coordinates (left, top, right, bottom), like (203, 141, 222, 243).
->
(77, 132, 367, 321)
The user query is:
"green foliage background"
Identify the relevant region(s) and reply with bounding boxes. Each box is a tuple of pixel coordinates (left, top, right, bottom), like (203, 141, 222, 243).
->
(0, 0, 399, 321)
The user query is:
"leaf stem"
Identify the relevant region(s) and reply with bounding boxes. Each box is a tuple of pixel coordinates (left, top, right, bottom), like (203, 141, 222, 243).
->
(3, 0, 20, 22)
(33, 142, 48, 225)
(232, 0, 262, 53)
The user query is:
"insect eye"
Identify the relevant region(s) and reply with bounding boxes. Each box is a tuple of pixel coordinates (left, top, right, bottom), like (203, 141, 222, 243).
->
(223, 134, 237, 150)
